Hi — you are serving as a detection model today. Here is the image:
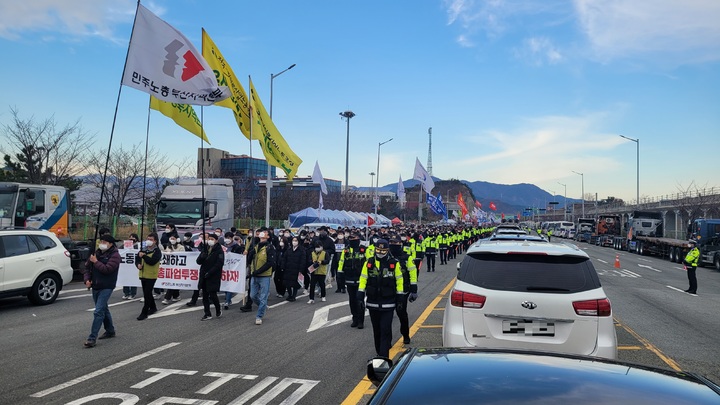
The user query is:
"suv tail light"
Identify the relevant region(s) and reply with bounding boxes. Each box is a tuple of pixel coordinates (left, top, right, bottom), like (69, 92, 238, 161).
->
(64, 250, 71, 258)
(573, 298, 611, 316)
(450, 290, 486, 308)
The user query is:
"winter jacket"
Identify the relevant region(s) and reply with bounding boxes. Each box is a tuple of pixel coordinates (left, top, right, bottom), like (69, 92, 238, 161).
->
(84, 245, 121, 290)
(197, 243, 224, 293)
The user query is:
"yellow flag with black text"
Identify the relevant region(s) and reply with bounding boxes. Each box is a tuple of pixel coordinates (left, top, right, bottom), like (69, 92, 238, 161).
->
(249, 79, 302, 179)
(149, 96, 209, 143)
(202, 29, 252, 140)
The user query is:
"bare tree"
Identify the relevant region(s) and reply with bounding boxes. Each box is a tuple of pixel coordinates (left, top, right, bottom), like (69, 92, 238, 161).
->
(675, 181, 720, 225)
(0, 107, 92, 190)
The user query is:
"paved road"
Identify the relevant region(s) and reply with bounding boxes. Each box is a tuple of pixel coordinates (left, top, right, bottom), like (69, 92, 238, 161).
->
(1, 240, 718, 404)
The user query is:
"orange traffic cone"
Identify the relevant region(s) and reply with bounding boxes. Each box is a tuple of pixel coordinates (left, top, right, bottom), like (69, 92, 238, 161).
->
(614, 254, 621, 268)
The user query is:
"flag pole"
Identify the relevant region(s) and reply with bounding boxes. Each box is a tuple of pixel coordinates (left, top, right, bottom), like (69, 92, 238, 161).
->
(94, 0, 141, 245)
(140, 96, 152, 244)
(248, 75, 255, 230)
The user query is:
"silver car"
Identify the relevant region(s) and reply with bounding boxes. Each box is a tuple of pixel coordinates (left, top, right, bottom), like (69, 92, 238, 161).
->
(442, 239, 617, 359)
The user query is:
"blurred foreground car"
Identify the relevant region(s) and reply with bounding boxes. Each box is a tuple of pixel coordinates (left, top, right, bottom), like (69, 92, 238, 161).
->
(443, 240, 617, 359)
(367, 348, 720, 404)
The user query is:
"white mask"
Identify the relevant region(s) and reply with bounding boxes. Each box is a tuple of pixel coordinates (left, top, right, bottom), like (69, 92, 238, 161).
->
(315, 247, 322, 252)
(279, 242, 285, 247)
(169, 238, 177, 244)
(207, 240, 216, 247)
(98, 243, 109, 251)
(284, 233, 290, 237)
(337, 235, 344, 240)
(184, 236, 191, 241)
(165, 228, 171, 232)
(146, 240, 154, 247)
(215, 232, 221, 237)
(225, 239, 232, 245)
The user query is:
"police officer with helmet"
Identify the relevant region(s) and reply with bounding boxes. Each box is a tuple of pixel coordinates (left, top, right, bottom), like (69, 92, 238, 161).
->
(357, 239, 404, 358)
(338, 231, 367, 328)
(683, 240, 700, 295)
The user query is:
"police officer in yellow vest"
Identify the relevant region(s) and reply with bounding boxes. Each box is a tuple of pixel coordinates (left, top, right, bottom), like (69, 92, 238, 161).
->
(358, 239, 404, 357)
(338, 232, 368, 329)
(390, 236, 418, 344)
(683, 240, 700, 295)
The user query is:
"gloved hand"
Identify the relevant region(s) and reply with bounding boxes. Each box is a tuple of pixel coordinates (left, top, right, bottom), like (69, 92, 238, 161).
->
(396, 294, 405, 310)
(408, 292, 418, 302)
(357, 290, 366, 302)
(313, 261, 320, 269)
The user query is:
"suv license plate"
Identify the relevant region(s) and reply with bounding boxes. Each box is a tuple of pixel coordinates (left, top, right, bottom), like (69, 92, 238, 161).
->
(502, 320, 555, 336)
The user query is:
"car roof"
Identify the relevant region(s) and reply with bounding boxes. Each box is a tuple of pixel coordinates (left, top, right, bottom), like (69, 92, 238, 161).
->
(469, 239, 588, 258)
(371, 348, 720, 404)
(487, 234, 547, 242)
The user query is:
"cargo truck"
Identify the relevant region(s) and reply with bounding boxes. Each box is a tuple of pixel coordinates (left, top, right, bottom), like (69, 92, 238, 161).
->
(0, 182, 89, 270)
(612, 211, 720, 266)
(155, 178, 234, 235)
(575, 218, 596, 243)
(595, 214, 621, 247)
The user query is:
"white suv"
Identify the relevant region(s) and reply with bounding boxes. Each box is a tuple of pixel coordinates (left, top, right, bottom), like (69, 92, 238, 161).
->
(443, 240, 617, 359)
(0, 229, 74, 305)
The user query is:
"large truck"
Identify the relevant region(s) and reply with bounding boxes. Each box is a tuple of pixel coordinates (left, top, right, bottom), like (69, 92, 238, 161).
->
(575, 218, 596, 243)
(595, 214, 621, 247)
(155, 178, 234, 234)
(612, 211, 720, 266)
(0, 182, 89, 270)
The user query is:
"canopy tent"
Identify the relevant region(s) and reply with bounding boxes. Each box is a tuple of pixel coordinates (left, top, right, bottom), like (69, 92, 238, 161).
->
(288, 208, 393, 228)
(391, 217, 402, 225)
(288, 207, 321, 228)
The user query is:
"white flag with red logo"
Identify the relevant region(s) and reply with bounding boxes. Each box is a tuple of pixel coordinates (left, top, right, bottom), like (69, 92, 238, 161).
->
(367, 215, 376, 226)
(121, 4, 229, 106)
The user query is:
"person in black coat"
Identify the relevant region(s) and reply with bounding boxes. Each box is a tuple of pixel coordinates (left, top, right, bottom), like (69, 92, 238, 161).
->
(197, 232, 224, 320)
(282, 236, 308, 301)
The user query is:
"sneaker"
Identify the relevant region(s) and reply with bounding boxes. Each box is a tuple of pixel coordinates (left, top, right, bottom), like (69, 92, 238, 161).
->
(137, 313, 148, 321)
(357, 323, 364, 329)
(321, 297, 326, 302)
(98, 331, 116, 340)
(255, 318, 262, 325)
(161, 299, 170, 305)
(171, 297, 180, 302)
(239, 306, 252, 313)
(307, 299, 315, 304)
(83, 339, 96, 348)
(140, 298, 144, 303)
(186, 301, 197, 307)
(122, 295, 129, 300)
(130, 295, 136, 299)
(216, 309, 222, 318)
(153, 294, 162, 300)
(201, 315, 213, 321)
(276, 294, 283, 298)
(223, 303, 229, 310)
(403, 336, 411, 344)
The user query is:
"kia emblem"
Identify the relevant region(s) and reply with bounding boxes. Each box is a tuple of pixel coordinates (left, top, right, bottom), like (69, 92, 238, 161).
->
(521, 301, 537, 310)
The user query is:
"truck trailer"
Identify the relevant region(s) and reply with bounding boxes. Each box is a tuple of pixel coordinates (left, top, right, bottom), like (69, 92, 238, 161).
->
(155, 178, 234, 234)
(595, 214, 622, 247)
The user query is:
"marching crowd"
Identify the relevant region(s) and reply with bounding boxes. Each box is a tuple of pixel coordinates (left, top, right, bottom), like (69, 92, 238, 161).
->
(81, 221, 495, 357)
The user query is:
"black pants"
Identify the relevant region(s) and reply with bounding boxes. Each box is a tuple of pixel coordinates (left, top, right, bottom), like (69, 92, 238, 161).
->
(164, 289, 179, 300)
(309, 274, 326, 300)
(439, 247, 448, 264)
(203, 290, 221, 316)
(395, 293, 410, 340)
(335, 272, 346, 292)
(346, 283, 363, 325)
(140, 278, 157, 315)
(274, 269, 286, 296)
(426, 253, 436, 271)
(369, 309, 394, 358)
(687, 266, 698, 293)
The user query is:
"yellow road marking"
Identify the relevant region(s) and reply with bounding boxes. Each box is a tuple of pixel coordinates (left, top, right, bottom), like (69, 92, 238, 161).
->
(618, 346, 643, 350)
(418, 324, 443, 329)
(615, 317, 682, 371)
(341, 278, 456, 405)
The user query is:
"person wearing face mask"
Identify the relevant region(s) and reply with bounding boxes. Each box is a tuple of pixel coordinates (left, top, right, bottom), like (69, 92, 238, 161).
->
(161, 233, 187, 304)
(338, 232, 367, 328)
(246, 228, 275, 324)
(221, 232, 243, 309)
(160, 223, 179, 250)
(389, 236, 418, 345)
(299, 232, 313, 293)
(282, 236, 306, 302)
(214, 227, 225, 246)
(121, 233, 140, 299)
(181, 232, 196, 251)
(357, 239, 404, 358)
(136, 233, 162, 321)
(196, 232, 224, 320)
(308, 241, 330, 304)
(82, 234, 121, 348)
(273, 237, 288, 299)
(332, 231, 347, 293)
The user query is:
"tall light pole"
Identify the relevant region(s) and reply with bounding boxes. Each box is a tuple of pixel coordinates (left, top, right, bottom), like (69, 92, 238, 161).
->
(375, 138, 393, 217)
(340, 111, 356, 193)
(572, 171, 584, 218)
(558, 182, 567, 221)
(619, 135, 640, 207)
(265, 63, 296, 227)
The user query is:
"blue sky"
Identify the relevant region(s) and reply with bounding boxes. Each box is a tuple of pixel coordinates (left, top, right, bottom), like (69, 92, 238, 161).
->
(1, 0, 719, 204)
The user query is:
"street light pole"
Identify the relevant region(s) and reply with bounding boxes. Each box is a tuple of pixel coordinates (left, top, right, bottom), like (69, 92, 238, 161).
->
(572, 171, 584, 218)
(558, 182, 566, 221)
(340, 111, 356, 193)
(265, 63, 296, 227)
(619, 135, 640, 207)
(375, 138, 393, 218)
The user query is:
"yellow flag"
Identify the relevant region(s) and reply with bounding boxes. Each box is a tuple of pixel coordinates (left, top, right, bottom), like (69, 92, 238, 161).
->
(202, 29, 252, 140)
(149, 96, 210, 144)
(249, 78, 302, 179)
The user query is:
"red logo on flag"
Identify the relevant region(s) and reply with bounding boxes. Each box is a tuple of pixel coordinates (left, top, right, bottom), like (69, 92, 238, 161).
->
(368, 215, 376, 226)
(489, 202, 497, 211)
(181, 50, 206, 81)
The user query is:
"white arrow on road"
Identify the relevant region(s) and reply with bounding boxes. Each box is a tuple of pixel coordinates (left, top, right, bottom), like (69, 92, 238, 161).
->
(638, 264, 661, 272)
(307, 302, 362, 333)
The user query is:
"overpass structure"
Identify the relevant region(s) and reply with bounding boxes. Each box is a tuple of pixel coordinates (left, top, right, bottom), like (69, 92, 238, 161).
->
(535, 187, 720, 240)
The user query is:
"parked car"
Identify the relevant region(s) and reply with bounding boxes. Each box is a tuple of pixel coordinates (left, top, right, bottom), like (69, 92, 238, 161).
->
(366, 348, 720, 404)
(0, 228, 74, 305)
(443, 239, 617, 359)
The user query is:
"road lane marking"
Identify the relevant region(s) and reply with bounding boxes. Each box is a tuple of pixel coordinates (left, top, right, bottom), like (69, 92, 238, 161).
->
(666, 285, 697, 296)
(638, 264, 661, 272)
(31, 342, 181, 398)
(614, 318, 682, 372)
(341, 278, 456, 405)
(307, 302, 354, 332)
(618, 346, 643, 350)
(596, 259, 608, 264)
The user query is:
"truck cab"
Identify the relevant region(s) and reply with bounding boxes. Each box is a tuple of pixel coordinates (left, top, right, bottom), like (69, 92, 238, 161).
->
(690, 219, 720, 269)
(155, 178, 234, 235)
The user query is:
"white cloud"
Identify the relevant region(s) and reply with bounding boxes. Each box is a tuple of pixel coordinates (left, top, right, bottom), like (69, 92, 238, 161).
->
(0, 0, 138, 41)
(573, 0, 720, 64)
(515, 36, 563, 65)
(451, 112, 626, 185)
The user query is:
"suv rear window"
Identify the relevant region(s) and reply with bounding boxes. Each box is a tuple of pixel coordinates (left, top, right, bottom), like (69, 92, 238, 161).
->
(458, 253, 601, 293)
